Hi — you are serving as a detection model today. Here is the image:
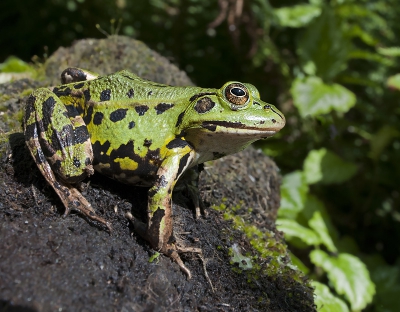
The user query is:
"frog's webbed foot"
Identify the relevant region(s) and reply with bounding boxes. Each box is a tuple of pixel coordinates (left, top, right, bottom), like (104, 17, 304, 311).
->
(28, 149, 111, 232)
(127, 216, 201, 279)
(165, 244, 202, 279)
(34, 161, 111, 232)
(58, 181, 112, 232)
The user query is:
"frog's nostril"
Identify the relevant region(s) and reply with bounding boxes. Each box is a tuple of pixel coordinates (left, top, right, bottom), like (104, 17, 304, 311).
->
(272, 119, 276, 123)
(264, 105, 271, 110)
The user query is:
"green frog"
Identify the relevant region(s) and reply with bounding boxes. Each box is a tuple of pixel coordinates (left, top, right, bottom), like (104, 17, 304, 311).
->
(23, 68, 285, 278)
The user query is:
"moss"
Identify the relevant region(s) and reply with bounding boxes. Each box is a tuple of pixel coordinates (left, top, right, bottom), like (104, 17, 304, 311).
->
(1, 110, 24, 132)
(212, 201, 307, 284)
(0, 95, 11, 103)
(20, 88, 33, 97)
(0, 132, 11, 159)
(0, 132, 9, 145)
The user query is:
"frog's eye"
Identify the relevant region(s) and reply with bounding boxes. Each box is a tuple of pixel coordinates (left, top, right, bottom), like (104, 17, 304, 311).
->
(224, 83, 250, 107)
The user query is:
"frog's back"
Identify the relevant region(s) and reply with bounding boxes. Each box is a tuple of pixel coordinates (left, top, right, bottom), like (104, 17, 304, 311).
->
(54, 70, 206, 186)
(82, 70, 205, 108)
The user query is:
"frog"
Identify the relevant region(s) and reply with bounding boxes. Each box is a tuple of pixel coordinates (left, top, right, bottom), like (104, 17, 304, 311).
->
(23, 67, 285, 278)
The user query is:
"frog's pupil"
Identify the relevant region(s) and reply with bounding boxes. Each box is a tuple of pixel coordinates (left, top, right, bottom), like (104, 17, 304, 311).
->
(231, 87, 245, 97)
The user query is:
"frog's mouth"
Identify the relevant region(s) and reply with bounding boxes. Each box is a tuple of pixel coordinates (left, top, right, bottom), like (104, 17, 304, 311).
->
(201, 120, 284, 135)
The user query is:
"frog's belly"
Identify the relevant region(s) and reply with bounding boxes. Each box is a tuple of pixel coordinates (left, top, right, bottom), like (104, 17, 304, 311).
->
(93, 162, 157, 186)
(91, 140, 162, 187)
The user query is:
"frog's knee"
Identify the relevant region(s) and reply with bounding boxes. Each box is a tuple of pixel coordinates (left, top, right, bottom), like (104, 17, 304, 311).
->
(48, 134, 94, 184)
(54, 158, 94, 184)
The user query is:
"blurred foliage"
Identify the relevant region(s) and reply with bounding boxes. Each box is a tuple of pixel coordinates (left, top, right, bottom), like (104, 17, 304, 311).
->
(0, 56, 34, 73)
(1, 0, 400, 310)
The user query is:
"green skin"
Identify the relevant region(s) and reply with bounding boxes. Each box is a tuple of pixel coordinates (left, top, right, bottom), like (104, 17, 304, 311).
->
(23, 68, 285, 278)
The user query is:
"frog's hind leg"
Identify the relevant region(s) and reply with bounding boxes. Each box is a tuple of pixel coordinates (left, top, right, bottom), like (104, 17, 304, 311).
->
(23, 89, 111, 231)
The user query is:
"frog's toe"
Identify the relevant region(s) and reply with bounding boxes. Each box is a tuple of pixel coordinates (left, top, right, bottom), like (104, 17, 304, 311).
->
(165, 245, 202, 279)
(196, 198, 208, 219)
(62, 206, 72, 218)
(166, 247, 193, 279)
(184, 184, 207, 219)
(127, 216, 201, 278)
(59, 184, 112, 232)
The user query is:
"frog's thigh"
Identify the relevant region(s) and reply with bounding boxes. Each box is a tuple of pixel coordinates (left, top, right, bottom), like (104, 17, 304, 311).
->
(27, 88, 94, 184)
(24, 92, 110, 230)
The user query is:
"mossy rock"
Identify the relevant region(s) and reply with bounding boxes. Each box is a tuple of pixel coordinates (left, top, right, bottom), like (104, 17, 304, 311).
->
(0, 36, 315, 312)
(44, 35, 193, 86)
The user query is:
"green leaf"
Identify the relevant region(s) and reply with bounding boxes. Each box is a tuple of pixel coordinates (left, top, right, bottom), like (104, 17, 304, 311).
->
(148, 251, 160, 263)
(288, 251, 310, 274)
(312, 281, 350, 312)
(334, 236, 360, 255)
(365, 256, 400, 312)
(291, 76, 356, 117)
(349, 50, 394, 66)
(274, 4, 321, 28)
(387, 74, 400, 90)
(308, 211, 337, 252)
(297, 6, 351, 81)
(251, 0, 276, 28)
(369, 125, 400, 161)
(278, 171, 308, 219)
(338, 74, 380, 88)
(301, 195, 340, 247)
(377, 46, 400, 57)
(303, 148, 358, 184)
(345, 24, 378, 46)
(277, 218, 320, 246)
(336, 3, 393, 40)
(301, 194, 327, 220)
(310, 250, 376, 311)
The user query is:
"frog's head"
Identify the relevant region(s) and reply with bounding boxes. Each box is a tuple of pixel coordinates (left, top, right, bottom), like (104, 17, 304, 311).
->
(181, 81, 285, 139)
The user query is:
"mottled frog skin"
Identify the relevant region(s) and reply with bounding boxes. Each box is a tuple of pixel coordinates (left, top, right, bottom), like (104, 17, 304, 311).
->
(23, 68, 285, 278)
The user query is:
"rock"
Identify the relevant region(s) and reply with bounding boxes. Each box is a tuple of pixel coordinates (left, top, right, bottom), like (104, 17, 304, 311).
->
(44, 35, 193, 86)
(0, 36, 315, 311)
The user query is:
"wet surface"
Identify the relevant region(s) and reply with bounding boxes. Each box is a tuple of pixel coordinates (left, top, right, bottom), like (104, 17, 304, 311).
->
(0, 135, 315, 311)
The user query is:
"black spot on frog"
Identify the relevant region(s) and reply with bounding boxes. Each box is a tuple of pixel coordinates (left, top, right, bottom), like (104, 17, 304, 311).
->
(135, 105, 149, 116)
(93, 112, 104, 125)
(155, 103, 174, 115)
(100, 89, 111, 101)
(110, 108, 128, 122)
(127, 88, 134, 98)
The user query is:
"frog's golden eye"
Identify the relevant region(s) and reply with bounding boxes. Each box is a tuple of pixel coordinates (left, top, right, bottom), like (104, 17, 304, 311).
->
(225, 83, 249, 107)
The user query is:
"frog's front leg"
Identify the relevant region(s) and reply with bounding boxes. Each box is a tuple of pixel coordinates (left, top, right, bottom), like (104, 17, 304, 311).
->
(24, 89, 111, 231)
(133, 142, 201, 278)
(175, 165, 207, 219)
